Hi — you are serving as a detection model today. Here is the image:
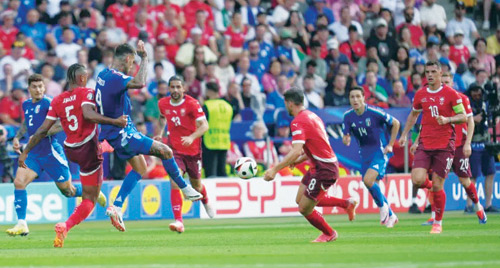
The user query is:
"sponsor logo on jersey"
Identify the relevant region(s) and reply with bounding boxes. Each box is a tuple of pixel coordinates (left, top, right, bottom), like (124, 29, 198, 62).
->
(165, 109, 170, 115)
(87, 93, 93, 100)
(422, 98, 427, 103)
(351, 123, 356, 128)
(63, 95, 76, 103)
(97, 77, 105, 86)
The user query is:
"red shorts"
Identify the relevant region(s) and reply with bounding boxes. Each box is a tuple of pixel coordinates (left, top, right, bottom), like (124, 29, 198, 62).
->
(452, 145, 472, 178)
(64, 135, 103, 186)
(301, 161, 339, 201)
(173, 152, 202, 180)
(413, 143, 454, 179)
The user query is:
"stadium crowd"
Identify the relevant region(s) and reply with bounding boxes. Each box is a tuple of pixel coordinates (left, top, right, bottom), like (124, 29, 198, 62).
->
(0, 0, 498, 185)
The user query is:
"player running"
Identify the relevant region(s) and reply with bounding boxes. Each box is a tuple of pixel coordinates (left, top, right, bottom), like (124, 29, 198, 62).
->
(5, 74, 105, 237)
(400, 61, 467, 234)
(18, 64, 127, 247)
(95, 41, 201, 232)
(416, 72, 486, 225)
(156, 75, 213, 233)
(264, 88, 357, 243)
(342, 86, 400, 228)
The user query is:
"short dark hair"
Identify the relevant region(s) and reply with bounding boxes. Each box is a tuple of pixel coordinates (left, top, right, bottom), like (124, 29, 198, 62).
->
(474, 38, 487, 48)
(28, 74, 43, 86)
(168, 75, 184, 86)
(158, 80, 168, 87)
(79, 9, 91, 19)
(475, 69, 487, 76)
(114, 43, 136, 59)
(304, 73, 315, 80)
(425, 60, 441, 70)
(206, 82, 219, 93)
(153, 62, 163, 70)
(441, 71, 452, 78)
(306, 60, 317, 68)
(67, 63, 86, 85)
(284, 87, 304, 105)
(349, 86, 364, 96)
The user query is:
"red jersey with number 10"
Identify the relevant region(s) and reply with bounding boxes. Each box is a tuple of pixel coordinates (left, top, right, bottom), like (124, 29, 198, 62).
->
(412, 85, 464, 150)
(291, 109, 337, 167)
(158, 95, 206, 156)
(46, 87, 98, 147)
(455, 92, 473, 147)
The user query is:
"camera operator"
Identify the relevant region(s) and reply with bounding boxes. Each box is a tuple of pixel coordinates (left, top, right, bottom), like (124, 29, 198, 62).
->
(467, 85, 499, 213)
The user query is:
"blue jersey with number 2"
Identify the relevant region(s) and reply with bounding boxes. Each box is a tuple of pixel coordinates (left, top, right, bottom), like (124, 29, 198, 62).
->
(23, 96, 58, 155)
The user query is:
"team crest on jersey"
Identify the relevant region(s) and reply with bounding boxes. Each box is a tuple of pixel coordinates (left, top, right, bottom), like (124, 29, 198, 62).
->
(422, 98, 427, 103)
(165, 109, 170, 115)
(439, 97, 445, 105)
(181, 109, 186, 116)
(87, 93, 93, 100)
(35, 105, 40, 114)
(366, 118, 371, 127)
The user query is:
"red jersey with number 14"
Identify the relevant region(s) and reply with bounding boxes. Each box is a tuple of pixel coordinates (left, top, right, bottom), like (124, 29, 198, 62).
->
(455, 92, 473, 147)
(412, 85, 463, 150)
(46, 87, 98, 147)
(158, 95, 206, 156)
(291, 109, 337, 167)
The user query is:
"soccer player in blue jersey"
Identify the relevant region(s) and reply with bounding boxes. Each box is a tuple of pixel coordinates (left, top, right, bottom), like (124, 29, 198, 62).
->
(5, 74, 106, 236)
(95, 41, 202, 232)
(342, 86, 400, 228)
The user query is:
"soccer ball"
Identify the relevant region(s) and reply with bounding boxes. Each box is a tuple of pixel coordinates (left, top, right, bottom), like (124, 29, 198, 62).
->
(234, 157, 258, 179)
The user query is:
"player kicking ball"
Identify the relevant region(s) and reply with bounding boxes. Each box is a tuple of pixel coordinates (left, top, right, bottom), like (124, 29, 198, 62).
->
(342, 86, 400, 228)
(156, 76, 214, 233)
(95, 41, 201, 232)
(400, 61, 467, 234)
(264, 88, 357, 243)
(6, 74, 107, 237)
(18, 64, 128, 247)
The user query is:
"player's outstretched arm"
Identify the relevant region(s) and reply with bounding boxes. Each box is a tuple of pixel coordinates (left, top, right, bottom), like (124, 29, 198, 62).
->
(13, 120, 27, 154)
(342, 134, 351, 146)
(153, 115, 167, 141)
(18, 118, 56, 168)
(47, 120, 64, 136)
(264, 143, 303, 181)
(82, 104, 128, 127)
(181, 118, 209, 146)
(384, 118, 400, 154)
(463, 116, 475, 157)
(399, 110, 420, 146)
(126, 41, 149, 89)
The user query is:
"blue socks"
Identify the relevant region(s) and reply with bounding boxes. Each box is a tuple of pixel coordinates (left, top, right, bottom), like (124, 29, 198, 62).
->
(368, 183, 385, 208)
(74, 183, 82, 197)
(113, 170, 142, 207)
(162, 158, 187, 189)
(14, 189, 27, 220)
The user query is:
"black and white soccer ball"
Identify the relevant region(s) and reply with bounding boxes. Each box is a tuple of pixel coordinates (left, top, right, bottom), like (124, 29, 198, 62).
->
(234, 157, 258, 179)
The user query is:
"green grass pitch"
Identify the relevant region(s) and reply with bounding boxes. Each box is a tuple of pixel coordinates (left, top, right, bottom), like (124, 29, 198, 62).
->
(1, 212, 499, 268)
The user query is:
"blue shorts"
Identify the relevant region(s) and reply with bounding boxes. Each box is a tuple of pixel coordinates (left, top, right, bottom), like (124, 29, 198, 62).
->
(470, 148, 495, 178)
(106, 125, 154, 160)
(25, 143, 71, 183)
(361, 151, 389, 180)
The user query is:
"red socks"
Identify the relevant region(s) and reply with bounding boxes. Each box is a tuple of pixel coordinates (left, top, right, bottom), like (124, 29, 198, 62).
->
(171, 189, 183, 222)
(432, 190, 446, 221)
(304, 210, 333, 236)
(66, 199, 95, 231)
(465, 183, 479, 204)
(317, 194, 348, 208)
(420, 178, 433, 189)
(200, 184, 208, 205)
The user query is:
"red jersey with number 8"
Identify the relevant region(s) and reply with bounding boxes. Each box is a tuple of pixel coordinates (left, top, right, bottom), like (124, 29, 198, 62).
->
(46, 87, 98, 147)
(290, 109, 337, 167)
(158, 95, 206, 156)
(412, 85, 464, 150)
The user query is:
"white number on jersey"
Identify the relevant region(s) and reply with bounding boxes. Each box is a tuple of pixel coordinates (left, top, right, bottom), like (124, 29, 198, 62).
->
(445, 157, 453, 171)
(429, 105, 439, 117)
(28, 115, 33, 127)
(358, 127, 367, 136)
(171, 116, 181, 126)
(65, 105, 79, 131)
(308, 178, 317, 191)
(95, 89, 104, 115)
(460, 158, 469, 172)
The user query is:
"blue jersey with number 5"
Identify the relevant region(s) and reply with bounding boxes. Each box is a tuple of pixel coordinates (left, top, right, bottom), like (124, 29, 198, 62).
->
(95, 68, 133, 140)
(342, 105, 394, 158)
(22, 96, 58, 155)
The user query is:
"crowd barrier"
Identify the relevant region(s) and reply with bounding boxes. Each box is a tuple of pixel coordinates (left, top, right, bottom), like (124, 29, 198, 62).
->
(1, 173, 499, 224)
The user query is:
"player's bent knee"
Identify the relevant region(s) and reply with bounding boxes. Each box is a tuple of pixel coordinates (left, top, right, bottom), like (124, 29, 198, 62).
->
(13, 179, 27, 189)
(59, 187, 74, 197)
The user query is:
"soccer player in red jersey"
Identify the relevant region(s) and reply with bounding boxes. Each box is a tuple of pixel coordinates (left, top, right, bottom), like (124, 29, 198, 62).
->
(18, 64, 127, 247)
(415, 72, 487, 225)
(155, 75, 212, 233)
(264, 88, 357, 243)
(400, 61, 467, 234)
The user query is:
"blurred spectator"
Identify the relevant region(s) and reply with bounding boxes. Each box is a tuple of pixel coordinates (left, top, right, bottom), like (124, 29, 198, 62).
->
(394, 0, 421, 27)
(362, 70, 388, 108)
(329, 6, 362, 43)
(243, 121, 279, 167)
(225, 12, 254, 62)
(324, 74, 349, 106)
(240, 77, 253, 108)
(147, 63, 164, 96)
(302, 74, 324, 109)
(386, 60, 407, 95)
(324, 38, 349, 73)
(51, 1, 77, 26)
(312, 25, 332, 58)
(366, 18, 398, 67)
(106, 0, 133, 32)
(155, 0, 183, 23)
(296, 60, 327, 96)
(79, 0, 104, 29)
(234, 56, 261, 94)
(183, 65, 203, 100)
(93, 48, 114, 81)
(407, 71, 422, 98)
(445, 1, 479, 52)
(262, 59, 282, 94)
(396, 6, 425, 50)
(395, 46, 411, 75)
(214, 55, 235, 96)
(248, 24, 276, 60)
(486, 26, 500, 55)
(266, 74, 289, 109)
(145, 80, 168, 124)
(475, 38, 495, 76)
(247, 40, 269, 82)
(20, 8, 56, 54)
(0, 41, 31, 88)
(148, 45, 175, 83)
(0, 87, 26, 127)
(77, 9, 97, 48)
(40, 63, 62, 98)
(175, 28, 217, 68)
(422, 37, 440, 63)
(276, 30, 301, 68)
(128, 11, 155, 45)
(55, 27, 82, 69)
(0, 10, 19, 54)
(35, 50, 65, 82)
(156, 7, 185, 63)
(420, 0, 446, 31)
(223, 82, 244, 121)
(469, 69, 494, 94)
(89, 30, 108, 68)
(449, 29, 470, 66)
(339, 25, 366, 66)
(183, 0, 214, 31)
(35, 0, 51, 25)
(240, 0, 265, 27)
(190, 10, 218, 54)
(271, 0, 298, 27)
(378, 8, 396, 40)
(439, 57, 465, 92)
(52, 11, 80, 44)
(462, 57, 479, 89)
(226, 141, 243, 167)
(215, 0, 236, 32)
(300, 41, 327, 80)
(104, 13, 127, 47)
(0, 64, 14, 95)
(330, 0, 362, 22)
(305, 0, 335, 32)
(357, 47, 386, 78)
(388, 80, 411, 107)
(283, 10, 309, 52)
(201, 62, 221, 97)
(439, 42, 457, 72)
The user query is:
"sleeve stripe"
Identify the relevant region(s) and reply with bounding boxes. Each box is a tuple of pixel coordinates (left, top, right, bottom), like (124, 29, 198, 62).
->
(46, 115, 57, 120)
(466, 112, 473, 117)
(292, 140, 305, 144)
(412, 108, 422, 112)
(367, 107, 385, 117)
(81, 102, 96, 107)
(195, 116, 206, 121)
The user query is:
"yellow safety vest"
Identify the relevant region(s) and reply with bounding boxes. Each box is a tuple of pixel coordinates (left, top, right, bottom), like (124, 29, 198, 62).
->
(203, 99, 233, 150)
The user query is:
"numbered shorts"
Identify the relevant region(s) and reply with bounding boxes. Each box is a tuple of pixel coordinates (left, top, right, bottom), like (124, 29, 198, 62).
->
(173, 152, 202, 180)
(470, 149, 496, 178)
(64, 135, 103, 186)
(301, 162, 339, 201)
(413, 145, 454, 179)
(25, 143, 70, 183)
(106, 126, 154, 160)
(452, 145, 472, 178)
(361, 151, 389, 180)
